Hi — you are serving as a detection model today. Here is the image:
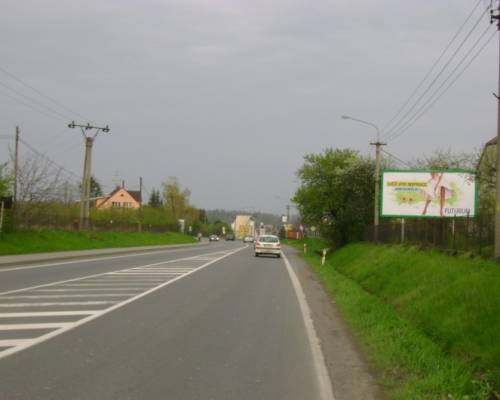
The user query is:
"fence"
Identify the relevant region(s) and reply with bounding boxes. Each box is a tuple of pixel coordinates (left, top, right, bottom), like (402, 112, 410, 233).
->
(365, 214, 495, 258)
(10, 203, 179, 233)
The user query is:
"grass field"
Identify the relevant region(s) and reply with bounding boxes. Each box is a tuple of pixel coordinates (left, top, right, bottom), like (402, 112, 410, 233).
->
(0, 230, 197, 256)
(284, 238, 500, 399)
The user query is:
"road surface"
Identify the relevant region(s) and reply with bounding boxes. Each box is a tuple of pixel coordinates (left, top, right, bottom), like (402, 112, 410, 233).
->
(0, 242, 379, 400)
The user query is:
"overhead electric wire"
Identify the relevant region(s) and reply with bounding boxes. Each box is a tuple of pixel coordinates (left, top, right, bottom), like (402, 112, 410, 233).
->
(0, 65, 93, 123)
(18, 137, 81, 184)
(0, 80, 71, 121)
(381, 0, 484, 133)
(382, 4, 491, 140)
(386, 27, 496, 143)
(0, 88, 68, 122)
(381, 149, 412, 168)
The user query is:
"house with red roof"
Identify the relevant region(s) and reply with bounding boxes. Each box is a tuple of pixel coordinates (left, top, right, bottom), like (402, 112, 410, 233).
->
(95, 187, 142, 209)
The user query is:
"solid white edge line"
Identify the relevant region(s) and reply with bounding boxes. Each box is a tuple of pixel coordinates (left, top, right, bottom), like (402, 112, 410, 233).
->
(281, 252, 335, 400)
(0, 246, 246, 360)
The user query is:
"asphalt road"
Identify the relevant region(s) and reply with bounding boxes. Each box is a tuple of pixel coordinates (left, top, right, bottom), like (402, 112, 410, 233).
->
(0, 242, 335, 400)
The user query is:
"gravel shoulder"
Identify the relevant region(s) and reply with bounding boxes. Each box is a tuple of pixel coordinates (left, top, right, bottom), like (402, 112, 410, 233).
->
(284, 246, 384, 400)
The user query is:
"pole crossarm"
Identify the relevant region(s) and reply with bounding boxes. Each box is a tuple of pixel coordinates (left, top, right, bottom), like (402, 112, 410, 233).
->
(68, 121, 110, 139)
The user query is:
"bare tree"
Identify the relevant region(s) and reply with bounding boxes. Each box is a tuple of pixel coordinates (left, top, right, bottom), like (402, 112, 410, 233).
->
(12, 151, 66, 203)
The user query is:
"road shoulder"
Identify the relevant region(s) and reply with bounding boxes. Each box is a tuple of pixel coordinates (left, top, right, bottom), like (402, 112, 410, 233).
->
(283, 246, 384, 400)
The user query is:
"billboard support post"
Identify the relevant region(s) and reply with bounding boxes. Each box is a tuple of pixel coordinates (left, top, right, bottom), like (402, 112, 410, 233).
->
(400, 218, 405, 243)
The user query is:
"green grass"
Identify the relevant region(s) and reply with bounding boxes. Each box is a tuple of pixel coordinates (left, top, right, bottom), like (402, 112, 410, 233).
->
(285, 239, 500, 399)
(0, 230, 197, 255)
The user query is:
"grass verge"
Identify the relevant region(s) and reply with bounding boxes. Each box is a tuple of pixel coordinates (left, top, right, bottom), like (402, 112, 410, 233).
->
(284, 239, 499, 399)
(0, 230, 197, 256)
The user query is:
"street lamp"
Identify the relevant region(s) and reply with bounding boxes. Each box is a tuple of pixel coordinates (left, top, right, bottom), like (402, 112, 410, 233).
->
(341, 114, 385, 242)
(341, 115, 380, 142)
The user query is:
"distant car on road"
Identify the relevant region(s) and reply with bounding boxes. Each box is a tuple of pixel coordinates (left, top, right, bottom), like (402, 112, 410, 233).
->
(254, 235, 281, 258)
(243, 235, 254, 243)
(209, 234, 219, 242)
(225, 233, 235, 241)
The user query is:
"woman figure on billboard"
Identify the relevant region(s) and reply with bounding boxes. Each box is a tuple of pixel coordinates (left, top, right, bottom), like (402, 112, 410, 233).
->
(422, 172, 453, 216)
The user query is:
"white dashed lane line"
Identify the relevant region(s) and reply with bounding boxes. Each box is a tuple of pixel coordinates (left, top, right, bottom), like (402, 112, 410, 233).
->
(0, 247, 245, 360)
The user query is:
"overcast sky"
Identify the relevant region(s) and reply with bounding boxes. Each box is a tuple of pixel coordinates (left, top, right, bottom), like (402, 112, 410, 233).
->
(0, 0, 497, 214)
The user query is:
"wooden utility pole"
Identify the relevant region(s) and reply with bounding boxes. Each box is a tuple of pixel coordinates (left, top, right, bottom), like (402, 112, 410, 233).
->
(68, 121, 110, 230)
(491, 4, 500, 259)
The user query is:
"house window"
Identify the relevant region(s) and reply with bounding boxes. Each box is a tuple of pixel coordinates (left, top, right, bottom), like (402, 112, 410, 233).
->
(112, 202, 120, 208)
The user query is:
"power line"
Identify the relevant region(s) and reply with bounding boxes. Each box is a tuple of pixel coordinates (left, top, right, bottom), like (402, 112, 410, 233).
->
(381, 149, 412, 168)
(0, 80, 71, 121)
(0, 87, 68, 122)
(382, 4, 492, 140)
(381, 0, 485, 133)
(387, 28, 496, 143)
(0, 65, 93, 123)
(18, 137, 81, 184)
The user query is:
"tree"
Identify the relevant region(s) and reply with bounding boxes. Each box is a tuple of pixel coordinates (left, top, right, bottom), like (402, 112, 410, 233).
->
(411, 148, 478, 170)
(14, 152, 64, 202)
(162, 177, 193, 221)
(148, 188, 163, 208)
(293, 148, 375, 246)
(0, 162, 12, 198)
(80, 175, 103, 198)
(90, 176, 103, 198)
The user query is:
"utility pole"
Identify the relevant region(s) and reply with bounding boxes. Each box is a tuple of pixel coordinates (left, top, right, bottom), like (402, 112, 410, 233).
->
(371, 140, 386, 242)
(68, 121, 110, 230)
(491, 3, 500, 259)
(138, 176, 143, 233)
(286, 204, 290, 224)
(13, 126, 19, 228)
(341, 115, 385, 242)
(13, 126, 19, 204)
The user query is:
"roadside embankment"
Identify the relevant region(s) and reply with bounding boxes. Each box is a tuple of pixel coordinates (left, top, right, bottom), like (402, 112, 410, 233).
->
(0, 230, 197, 256)
(285, 238, 500, 400)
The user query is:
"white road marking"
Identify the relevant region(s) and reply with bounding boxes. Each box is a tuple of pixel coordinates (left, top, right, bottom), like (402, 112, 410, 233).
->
(0, 339, 32, 347)
(32, 288, 144, 292)
(0, 245, 210, 272)
(282, 252, 335, 400)
(0, 294, 135, 299)
(0, 301, 117, 307)
(0, 246, 246, 360)
(0, 311, 96, 317)
(58, 283, 155, 287)
(0, 323, 71, 330)
(0, 249, 231, 297)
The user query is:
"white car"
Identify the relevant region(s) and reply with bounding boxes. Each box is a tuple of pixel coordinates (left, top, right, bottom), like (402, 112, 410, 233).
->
(254, 235, 281, 258)
(243, 235, 254, 243)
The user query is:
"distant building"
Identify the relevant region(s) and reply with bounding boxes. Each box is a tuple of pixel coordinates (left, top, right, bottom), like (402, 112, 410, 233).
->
(94, 187, 142, 209)
(232, 215, 255, 239)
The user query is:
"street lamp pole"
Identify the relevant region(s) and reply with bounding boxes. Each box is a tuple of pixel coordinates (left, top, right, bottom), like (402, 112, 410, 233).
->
(341, 115, 386, 242)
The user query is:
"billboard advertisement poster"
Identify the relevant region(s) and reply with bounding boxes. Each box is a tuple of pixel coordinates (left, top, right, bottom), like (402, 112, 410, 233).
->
(381, 170, 476, 218)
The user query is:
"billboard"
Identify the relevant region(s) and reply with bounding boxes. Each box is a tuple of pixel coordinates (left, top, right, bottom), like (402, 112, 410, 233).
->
(381, 170, 476, 218)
